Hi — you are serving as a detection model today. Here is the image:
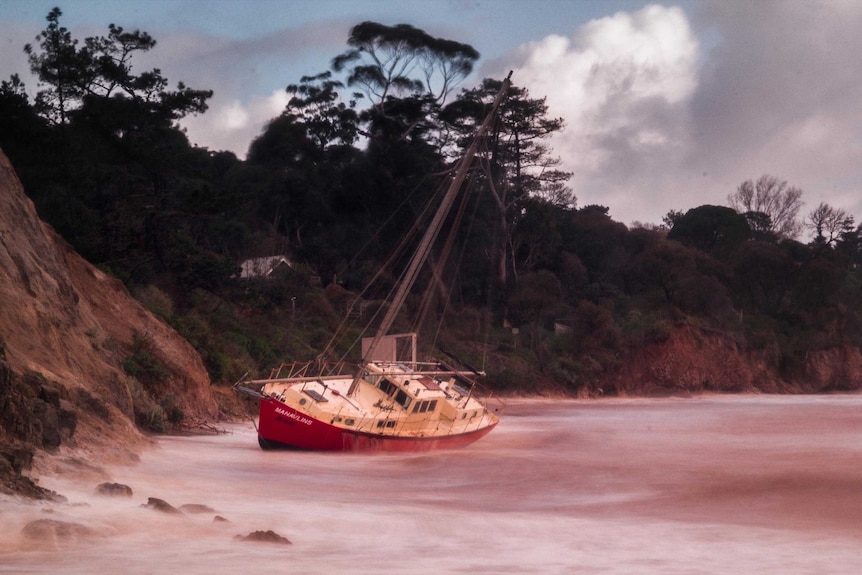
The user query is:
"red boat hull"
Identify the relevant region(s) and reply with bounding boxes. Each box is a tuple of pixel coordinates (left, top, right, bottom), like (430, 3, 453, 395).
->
(257, 397, 497, 452)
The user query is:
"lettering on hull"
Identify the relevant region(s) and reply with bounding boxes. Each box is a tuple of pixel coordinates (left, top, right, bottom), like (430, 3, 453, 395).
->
(274, 406, 313, 426)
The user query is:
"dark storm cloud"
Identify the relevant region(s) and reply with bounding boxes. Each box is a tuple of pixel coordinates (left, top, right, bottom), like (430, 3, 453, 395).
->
(688, 0, 862, 226)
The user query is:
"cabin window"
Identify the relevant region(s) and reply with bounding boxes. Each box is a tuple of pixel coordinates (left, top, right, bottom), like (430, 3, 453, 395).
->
(378, 378, 397, 397)
(386, 421, 396, 428)
(377, 420, 385, 428)
(409, 399, 438, 414)
(394, 389, 411, 410)
(345, 418, 355, 426)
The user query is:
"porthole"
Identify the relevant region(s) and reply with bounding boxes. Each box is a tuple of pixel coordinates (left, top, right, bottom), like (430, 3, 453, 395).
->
(299, 398, 307, 406)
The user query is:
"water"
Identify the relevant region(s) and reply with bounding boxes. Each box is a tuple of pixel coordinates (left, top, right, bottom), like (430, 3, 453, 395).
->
(2, 395, 861, 573)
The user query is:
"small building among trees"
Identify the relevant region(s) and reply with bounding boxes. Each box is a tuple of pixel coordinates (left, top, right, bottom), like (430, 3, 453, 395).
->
(239, 256, 294, 279)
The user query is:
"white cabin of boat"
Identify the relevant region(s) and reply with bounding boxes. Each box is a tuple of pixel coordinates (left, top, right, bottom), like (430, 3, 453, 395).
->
(255, 333, 498, 439)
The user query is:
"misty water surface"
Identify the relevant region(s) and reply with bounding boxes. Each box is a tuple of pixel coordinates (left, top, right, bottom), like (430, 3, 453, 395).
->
(1, 395, 861, 574)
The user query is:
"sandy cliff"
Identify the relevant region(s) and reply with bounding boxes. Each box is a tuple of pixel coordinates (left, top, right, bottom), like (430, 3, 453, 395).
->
(0, 149, 217, 496)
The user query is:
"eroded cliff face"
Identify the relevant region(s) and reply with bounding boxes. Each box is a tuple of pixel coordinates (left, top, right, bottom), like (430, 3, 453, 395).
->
(0, 149, 217, 496)
(603, 325, 862, 396)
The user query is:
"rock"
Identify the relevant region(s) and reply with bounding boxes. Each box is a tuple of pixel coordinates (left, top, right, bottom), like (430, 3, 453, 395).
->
(74, 388, 112, 422)
(0, 446, 64, 500)
(235, 530, 292, 544)
(179, 503, 215, 514)
(21, 519, 94, 545)
(142, 497, 182, 514)
(213, 515, 230, 523)
(95, 482, 133, 497)
(57, 398, 78, 439)
(0, 442, 34, 474)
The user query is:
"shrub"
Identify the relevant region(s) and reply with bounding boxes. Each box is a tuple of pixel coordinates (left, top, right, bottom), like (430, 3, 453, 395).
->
(122, 332, 169, 389)
(126, 377, 166, 432)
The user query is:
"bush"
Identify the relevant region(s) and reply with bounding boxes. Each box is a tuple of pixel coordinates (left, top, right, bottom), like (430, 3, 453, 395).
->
(122, 332, 169, 389)
(133, 284, 174, 321)
(126, 377, 167, 432)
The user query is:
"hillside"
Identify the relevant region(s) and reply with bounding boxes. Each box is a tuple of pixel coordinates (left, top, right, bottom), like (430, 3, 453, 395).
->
(0, 149, 219, 497)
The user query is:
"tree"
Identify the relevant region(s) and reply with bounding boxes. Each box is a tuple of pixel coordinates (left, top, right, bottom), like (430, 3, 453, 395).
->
(283, 72, 360, 152)
(26, 8, 211, 128)
(24, 7, 86, 126)
(0, 74, 51, 175)
(331, 21, 479, 110)
(661, 209, 684, 230)
(741, 210, 777, 241)
(806, 202, 853, 246)
(727, 175, 803, 239)
(667, 205, 751, 258)
(834, 222, 862, 268)
(16, 8, 218, 284)
(560, 205, 629, 287)
(444, 79, 573, 287)
(731, 240, 795, 315)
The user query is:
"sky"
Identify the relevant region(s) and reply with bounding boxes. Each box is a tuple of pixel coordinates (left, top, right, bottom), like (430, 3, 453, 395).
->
(1, 0, 861, 231)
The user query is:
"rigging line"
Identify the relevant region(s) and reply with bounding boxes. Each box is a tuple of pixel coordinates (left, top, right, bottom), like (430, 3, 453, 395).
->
(323, 176, 452, 365)
(428, 162, 485, 353)
(413, 183, 465, 335)
(413, 164, 483, 335)
(349, 75, 512, 395)
(331, 157, 447, 283)
(422, 158, 481, 339)
(318, 164, 447, 361)
(476, 152, 505, 375)
(426, 88, 512, 369)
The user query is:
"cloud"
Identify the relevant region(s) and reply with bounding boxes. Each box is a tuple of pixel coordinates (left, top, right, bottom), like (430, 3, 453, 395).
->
(137, 20, 352, 158)
(0, 22, 37, 86)
(689, 0, 862, 227)
(490, 5, 700, 225)
(490, 2, 862, 230)
(179, 90, 290, 157)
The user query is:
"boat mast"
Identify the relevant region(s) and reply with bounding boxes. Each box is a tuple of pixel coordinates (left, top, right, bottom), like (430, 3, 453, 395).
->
(348, 73, 512, 396)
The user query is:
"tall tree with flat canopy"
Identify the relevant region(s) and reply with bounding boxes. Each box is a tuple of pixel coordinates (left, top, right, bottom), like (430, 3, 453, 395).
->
(331, 21, 479, 110)
(331, 21, 480, 154)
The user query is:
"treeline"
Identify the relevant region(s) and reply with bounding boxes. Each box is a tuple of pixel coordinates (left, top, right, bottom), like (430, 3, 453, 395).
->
(2, 9, 861, 396)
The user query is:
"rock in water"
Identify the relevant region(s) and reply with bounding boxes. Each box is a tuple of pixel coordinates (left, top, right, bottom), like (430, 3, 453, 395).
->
(235, 530, 292, 544)
(95, 482, 133, 497)
(179, 503, 215, 514)
(21, 519, 95, 548)
(142, 497, 182, 514)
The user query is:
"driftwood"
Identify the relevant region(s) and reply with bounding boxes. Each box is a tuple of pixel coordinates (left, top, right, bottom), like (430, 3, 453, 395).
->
(176, 417, 230, 435)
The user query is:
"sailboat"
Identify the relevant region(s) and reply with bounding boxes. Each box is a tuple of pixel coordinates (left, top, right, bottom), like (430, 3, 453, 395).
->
(235, 75, 511, 452)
